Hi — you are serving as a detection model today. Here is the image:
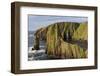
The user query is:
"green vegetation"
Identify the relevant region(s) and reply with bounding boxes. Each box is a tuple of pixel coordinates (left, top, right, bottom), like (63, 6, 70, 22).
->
(33, 22, 88, 59)
(72, 22, 88, 40)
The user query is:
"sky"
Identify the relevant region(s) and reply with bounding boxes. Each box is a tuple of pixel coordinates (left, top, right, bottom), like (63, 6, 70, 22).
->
(28, 15, 87, 31)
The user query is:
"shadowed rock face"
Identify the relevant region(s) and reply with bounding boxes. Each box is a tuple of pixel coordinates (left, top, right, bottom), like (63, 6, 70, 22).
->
(33, 22, 88, 59)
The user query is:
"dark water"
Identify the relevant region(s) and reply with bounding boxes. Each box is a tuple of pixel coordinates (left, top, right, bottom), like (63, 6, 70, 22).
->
(28, 31, 34, 47)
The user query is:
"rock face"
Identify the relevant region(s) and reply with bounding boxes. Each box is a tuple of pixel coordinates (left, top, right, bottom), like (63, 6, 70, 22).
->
(72, 22, 88, 40)
(33, 22, 88, 59)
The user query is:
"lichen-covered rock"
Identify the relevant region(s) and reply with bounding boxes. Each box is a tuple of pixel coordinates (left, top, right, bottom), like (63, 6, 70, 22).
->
(33, 22, 87, 58)
(72, 22, 88, 40)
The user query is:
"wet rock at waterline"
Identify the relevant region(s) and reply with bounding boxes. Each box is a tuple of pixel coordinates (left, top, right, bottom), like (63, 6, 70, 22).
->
(32, 22, 88, 59)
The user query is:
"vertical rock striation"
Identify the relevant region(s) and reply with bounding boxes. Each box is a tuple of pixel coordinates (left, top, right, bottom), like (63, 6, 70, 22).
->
(33, 22, 88, 59)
